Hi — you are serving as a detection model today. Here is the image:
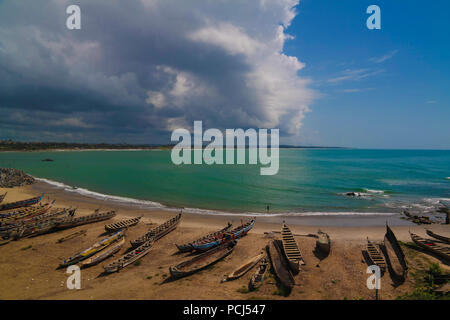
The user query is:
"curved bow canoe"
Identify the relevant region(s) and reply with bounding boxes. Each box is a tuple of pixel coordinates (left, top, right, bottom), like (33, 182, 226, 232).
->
(426, 229, 450, 244)
(366, 238, 387, 273)
(222, 252, 264, 282)
(410, 232, 450, 262)
(130, 213, 181, 248)
(104, 240, 154, 273)
(248, 258, 269, 291)
(105, 216, 142, 233)
(81, 237, 125, 268)
(316, 230, 331, 255)
(281, 223, 304, 273)
(384, 225, 408, 280)
(169, 240, 236, 279)
(266, 240, 295, 291)
(176, 222, 232, 253)
(0, 194, 44, 212)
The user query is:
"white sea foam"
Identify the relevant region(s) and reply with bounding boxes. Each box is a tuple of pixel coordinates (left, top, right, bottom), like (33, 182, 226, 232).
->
(363, 188, 385, 194)
(35, 177, 398, 218)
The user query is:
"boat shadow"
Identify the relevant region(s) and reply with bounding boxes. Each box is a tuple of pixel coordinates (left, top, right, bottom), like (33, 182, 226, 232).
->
(379, 244, 406, 287)
(313, 247, 329, 263)
(402, 242, 450, 266)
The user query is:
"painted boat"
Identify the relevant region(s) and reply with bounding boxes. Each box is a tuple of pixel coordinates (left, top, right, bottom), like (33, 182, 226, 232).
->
(365, 238, 387, 273)
(55, 210, 116, 230)
(266, 240, 295, 291)
(191, 219, 254, 252)
(410, 232, 450, 262)
(248, 258, 269, 291)
(426, 229, 450, 244)
(169, 241, 236, 279)
(280, 222, 304, 273)
(175, 222, 232, 253)
(130, 213, 181, 248)
(104, 240, 154, 273)
(0, 201, 54, 223)
(0, 194, 44, 212)
(0, 192, 6, 203)
(80, 237, 125, 268)
(384, 224, 408, 280)
(59, 230, 124, 268)
(316, 230, 331, 255)
(105, 216, 142, 233)
(222, 252, 264, 282)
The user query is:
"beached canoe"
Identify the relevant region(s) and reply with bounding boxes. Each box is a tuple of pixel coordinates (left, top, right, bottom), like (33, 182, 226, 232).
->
(0, 201, 54, 223)
(426, 229, 450, 244)
(130, 213, 181, 248)
(55, 210, 116, 230)
(175, 222, 232, 253)
(266, 240, 295, 291)
(59, 230, 125, 268)
(316, 230, 331, 255)
(222, 252, 264, 282)
(104, 240, 154, 273)
(105, 216, 142, 233)
(81, 237, 125, 268)
(248, 258, 269, 291)
(0, 194, 44, 212)
(191, 219, 254, 252)
(384, 225, 408, 280)
(169, 240, 236, 279)
(365, 238, 387, 273)
(281, 222, 304, 273)
(410, 232, 450, 262)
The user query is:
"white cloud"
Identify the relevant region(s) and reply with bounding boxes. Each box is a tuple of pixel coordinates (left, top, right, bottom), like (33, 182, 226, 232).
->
(369, 50, 399, 63)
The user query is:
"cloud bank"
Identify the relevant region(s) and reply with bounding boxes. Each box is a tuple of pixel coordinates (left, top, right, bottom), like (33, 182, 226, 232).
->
(0, 0, 315, 143)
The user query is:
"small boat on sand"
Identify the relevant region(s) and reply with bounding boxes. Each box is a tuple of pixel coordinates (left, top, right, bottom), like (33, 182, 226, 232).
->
(281, 222, 304, 273)
(410, 232, 450, 263)
(0, 194, 44, 212)
(176, 222, 232, 253)
(426, 229, 450, 244)
(248, 258, 269, 291)
(169, 241, 236, 279)
(221, 252, 264, 282)
(266, 240, 295, 291)
(384, 224, 408, 280)
(316, 230, 331, 255)
(104, 240, 153, 273)
(81, 237, 125, 268)
(130, 213, 181, 248)
(365, 238, 387, 273)
(105, 216, 142, 233)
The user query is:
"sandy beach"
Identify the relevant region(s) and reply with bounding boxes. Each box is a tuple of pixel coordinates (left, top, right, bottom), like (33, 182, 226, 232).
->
(0, 181, 449, 300)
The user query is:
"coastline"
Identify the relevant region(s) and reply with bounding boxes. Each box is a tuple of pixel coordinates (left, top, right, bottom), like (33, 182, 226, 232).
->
(0, 183, 449, 299)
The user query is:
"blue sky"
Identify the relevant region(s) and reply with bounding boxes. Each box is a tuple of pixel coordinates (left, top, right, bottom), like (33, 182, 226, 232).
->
(284, 0, 450, 148)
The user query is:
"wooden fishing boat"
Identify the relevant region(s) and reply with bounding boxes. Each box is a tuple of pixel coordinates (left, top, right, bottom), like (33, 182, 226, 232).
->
(222, 252, 264, 282)
(0, 201, 52, 219)
(80, 237, 125, 268)
(0, 201, 54, 224)
(55, 210, 116, 230)
(410, 232, 450, 262)
(280, 222, 304, 273)
(426, 229, 450, 244)
(0, 194, 44, 212)
(191, 219, 254, 251)
(384, 224, 408, 280)
(169, 240, 236, 279)
(59, 230, 125, 268)
(248, 258, 269, 291)
(1, 207, 74, 232)
(176, 222, 232, 253)
(105, 216, 142, 232)
(365, 238, 387, 273)
(0, 192, 6, 203)
(57, 229, 87, 243)
(266, 240, 295, 291)
(316, 230, 331, 255)
(104, 240, 154, 273)
(130, 213, 181, 248)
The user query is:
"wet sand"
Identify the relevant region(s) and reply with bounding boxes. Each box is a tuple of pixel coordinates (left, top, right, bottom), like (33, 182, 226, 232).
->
(0, 182, 449, 300)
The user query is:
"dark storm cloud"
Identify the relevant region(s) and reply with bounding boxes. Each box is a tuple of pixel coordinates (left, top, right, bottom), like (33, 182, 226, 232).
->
(0, 0, 315, 143)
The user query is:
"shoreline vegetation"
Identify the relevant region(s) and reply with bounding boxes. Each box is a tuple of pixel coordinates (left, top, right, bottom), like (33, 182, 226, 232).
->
(0, 140, 344, 152)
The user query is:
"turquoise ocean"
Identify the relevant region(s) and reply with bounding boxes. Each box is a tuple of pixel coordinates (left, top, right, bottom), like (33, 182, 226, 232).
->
(0, 149, 449, 217)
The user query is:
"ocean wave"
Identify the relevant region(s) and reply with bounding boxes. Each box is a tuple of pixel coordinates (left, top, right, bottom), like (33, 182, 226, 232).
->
(35, 177, 398, 218)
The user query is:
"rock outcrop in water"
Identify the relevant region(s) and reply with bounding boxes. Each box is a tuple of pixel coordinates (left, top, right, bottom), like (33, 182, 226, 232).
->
(0, 168, 35, 188)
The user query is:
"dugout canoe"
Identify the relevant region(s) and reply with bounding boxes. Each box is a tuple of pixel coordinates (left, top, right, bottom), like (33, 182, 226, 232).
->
(426, 229, 450, 244)
(175, 222, 232, 253)
(105, 216, 142, 233)
(366, 238, 387, 273)
(221, 252, 264, 282)
(316, 230, 331, 255)
(248, 258, 269, 291)
(130, 213, 181, 248)
(281, 222, 304, 273)
(191, 219, 254, 252)
(59, 230, 125, 268)
(104, 240, 154, 273)
(80, 237, 125, 268)
(410, 232, 450, 263)
(0, 194, 44, 212)
(266, 240, 295, 291)
(384, 224, 408, 280)
(169, 240, 236, 279)
(55, 210, 116, 230)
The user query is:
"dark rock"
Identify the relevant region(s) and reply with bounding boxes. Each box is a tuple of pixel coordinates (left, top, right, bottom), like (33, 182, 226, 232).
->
(0, 168, 35, 188)
(42, 158, 54, 162)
